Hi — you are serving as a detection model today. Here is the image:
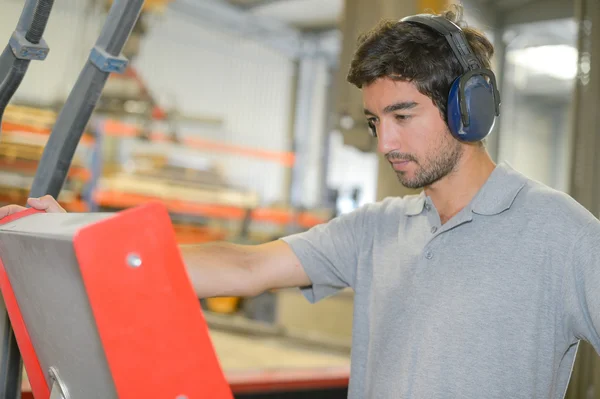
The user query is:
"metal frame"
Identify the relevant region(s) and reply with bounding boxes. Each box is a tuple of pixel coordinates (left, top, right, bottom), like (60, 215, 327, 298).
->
(0, 0, 145, 396)
(29, 0, 144, 199)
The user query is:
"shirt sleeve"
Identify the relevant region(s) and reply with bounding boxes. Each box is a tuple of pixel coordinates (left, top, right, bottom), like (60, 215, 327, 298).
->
(563, 219, 600, 352)
(280, 204, 371, 303)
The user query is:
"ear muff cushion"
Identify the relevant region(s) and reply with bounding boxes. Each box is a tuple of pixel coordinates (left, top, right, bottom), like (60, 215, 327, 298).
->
(447, 75, 496, 142)
(447, 77, 463, 138)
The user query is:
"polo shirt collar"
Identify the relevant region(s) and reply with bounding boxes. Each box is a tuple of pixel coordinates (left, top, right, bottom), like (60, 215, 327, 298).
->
(403, 161, 526, 216)
(470, 161, 527, 216)
(404, 191, 427, 216)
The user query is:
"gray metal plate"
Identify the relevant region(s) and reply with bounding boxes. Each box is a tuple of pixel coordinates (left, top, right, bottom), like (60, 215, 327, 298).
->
(0, 213, 118, 398)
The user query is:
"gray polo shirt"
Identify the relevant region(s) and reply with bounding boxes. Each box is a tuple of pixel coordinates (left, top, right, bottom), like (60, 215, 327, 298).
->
(281, 161, 600, 399)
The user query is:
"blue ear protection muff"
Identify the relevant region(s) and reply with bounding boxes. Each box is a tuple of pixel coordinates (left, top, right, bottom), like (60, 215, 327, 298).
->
(400, 14, 501, 142)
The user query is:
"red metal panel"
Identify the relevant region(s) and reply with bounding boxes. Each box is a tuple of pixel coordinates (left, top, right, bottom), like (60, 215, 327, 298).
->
(73, 202, 232, 399)
(0, 208, 50, 399)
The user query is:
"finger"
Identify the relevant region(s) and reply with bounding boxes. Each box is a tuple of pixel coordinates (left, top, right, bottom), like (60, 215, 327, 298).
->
(41, 194, 66, 213)
(26, 197, 46, 210)
(27, 195, 66, 213)
(27, 196, 63, 212)
(0, 205, 27, 220)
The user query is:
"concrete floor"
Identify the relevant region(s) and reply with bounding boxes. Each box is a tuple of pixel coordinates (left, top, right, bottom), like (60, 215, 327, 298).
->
(210, 329, 350, 371)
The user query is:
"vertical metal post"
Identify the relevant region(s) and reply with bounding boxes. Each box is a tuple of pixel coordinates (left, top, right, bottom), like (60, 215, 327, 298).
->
(0, 297, 21, 399)
(567, 0, 600, 213)
(83, 120, 104, 212)
(319, 66, 336, 208)
(283, 59, 300, 206)
(565, 0, 600, 395)
(289, 40, 318, 209)
(487, 12, 506, 163)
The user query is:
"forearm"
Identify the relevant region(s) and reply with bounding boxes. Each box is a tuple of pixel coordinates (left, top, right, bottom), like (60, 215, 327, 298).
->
(180, 241, 263, 298)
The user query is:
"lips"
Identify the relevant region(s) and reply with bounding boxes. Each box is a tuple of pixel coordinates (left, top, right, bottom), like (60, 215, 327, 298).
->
(390, 160, 411, 171)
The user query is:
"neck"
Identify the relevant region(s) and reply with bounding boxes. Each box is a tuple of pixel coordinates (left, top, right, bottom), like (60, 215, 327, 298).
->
(424, 147, 496, 224)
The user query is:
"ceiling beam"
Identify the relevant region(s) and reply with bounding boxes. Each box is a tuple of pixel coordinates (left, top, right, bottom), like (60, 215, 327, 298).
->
(502, 0, 574, 26)
(167, 0, 339, 62)
(232, 0, 290, 10)
(168, 0, 303, 58)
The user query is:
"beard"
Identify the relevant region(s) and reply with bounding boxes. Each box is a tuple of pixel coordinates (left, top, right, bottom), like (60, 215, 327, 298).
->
(387, 129, 464, 189)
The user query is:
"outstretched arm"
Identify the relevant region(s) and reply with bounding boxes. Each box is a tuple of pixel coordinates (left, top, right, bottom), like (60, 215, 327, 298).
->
(181, 239, 311, 298)
(0, 196, 312, 298)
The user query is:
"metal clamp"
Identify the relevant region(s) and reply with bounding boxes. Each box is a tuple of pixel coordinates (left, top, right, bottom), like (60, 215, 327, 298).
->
(89, 46, 128, 74)
(49, 366, 70, 399)
(9, 30, 50, 61)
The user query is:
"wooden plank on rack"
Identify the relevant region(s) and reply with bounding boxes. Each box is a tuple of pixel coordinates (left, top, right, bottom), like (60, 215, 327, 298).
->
(101, 119, 296, 166)
(97, 174, 260, 209)
(1, 123, 95, 145)
(94, 190, 250, 220)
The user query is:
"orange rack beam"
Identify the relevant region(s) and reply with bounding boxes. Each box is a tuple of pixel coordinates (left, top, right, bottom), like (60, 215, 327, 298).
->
(100, 119, 296, 167)
(93, 190, 329, 228)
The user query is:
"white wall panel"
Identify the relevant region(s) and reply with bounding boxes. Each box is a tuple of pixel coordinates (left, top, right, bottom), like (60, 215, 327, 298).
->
(133, 10, 296, 205)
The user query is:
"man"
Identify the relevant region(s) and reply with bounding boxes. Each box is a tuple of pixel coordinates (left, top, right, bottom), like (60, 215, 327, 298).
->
(2, 6, 600, 399)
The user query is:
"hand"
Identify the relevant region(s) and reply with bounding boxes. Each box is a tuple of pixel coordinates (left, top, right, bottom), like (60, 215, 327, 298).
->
(0, 195, 66, 220)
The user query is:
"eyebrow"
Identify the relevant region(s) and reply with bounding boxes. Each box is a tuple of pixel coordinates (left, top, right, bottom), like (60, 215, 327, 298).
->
(364, 101, 418, 116)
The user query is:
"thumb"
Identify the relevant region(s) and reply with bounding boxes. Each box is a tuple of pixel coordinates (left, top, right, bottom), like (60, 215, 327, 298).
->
(27, 196, 65, 213)
(26, 197, 47, 210)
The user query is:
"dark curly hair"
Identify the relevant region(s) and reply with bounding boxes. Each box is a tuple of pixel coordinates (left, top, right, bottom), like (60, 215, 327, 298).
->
(346, 5, 494, 121)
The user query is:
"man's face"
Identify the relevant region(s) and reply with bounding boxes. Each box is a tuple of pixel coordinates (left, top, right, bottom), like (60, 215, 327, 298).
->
(362, 77, 463, 189)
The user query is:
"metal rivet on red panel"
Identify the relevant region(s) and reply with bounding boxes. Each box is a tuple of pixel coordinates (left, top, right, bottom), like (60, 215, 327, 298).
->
(126, 253, 142, 268)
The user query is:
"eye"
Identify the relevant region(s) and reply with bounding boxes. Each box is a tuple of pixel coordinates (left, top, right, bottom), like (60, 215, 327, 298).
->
(395, 114, 411, 121)
(367, 118, 377, 137)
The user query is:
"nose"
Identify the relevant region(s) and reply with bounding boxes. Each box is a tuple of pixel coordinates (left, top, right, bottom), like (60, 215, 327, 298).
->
(376, 121, 400, 155)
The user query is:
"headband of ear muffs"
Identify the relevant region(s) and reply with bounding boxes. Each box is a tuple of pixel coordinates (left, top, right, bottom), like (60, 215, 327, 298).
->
(400, 14, 501, 142)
